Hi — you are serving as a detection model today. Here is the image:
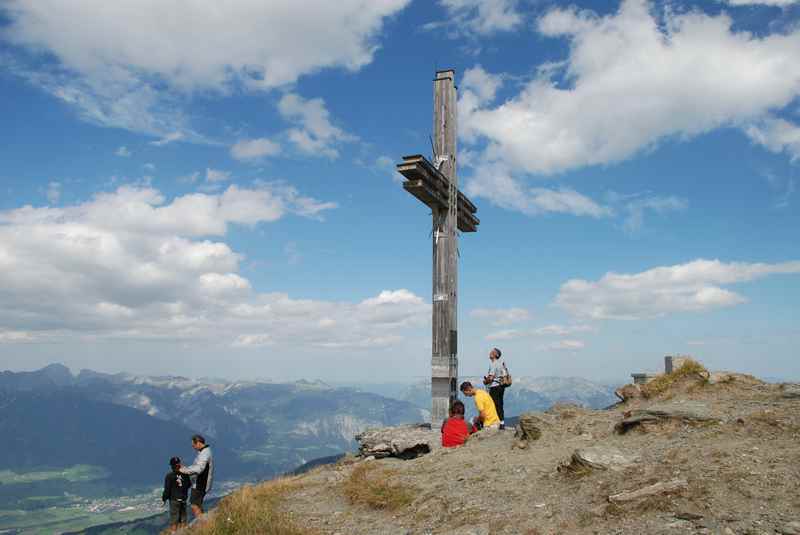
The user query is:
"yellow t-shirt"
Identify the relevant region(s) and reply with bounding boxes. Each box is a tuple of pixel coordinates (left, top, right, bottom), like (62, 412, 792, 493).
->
(473, 389, 500, 427)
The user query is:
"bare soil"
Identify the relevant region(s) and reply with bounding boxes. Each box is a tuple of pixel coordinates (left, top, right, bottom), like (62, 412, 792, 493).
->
(276, 375, 800, 535)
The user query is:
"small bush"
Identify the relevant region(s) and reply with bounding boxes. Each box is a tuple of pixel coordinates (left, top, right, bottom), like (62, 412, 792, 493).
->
(191, 478, 313, 535)
(342, 462, 416, 511)
(642, 360, 709, 398)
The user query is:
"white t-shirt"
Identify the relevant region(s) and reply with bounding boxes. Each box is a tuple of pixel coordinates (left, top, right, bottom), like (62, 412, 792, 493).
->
(487, 360, 506, 387)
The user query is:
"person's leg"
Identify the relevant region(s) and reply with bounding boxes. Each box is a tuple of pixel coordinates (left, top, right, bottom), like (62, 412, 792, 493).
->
(178, 502, 187, 526)
(489, 386, 503, 421)
(190, 489, 205, 519)
(169, 501, 179, 532)
(497, 386, 505, 423)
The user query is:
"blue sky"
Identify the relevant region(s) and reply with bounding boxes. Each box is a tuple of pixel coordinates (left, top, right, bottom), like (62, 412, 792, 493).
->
(0, 0, 798, 383)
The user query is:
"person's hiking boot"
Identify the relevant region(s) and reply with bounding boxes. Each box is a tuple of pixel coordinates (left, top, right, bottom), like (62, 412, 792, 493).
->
(499, 422, 506, 430)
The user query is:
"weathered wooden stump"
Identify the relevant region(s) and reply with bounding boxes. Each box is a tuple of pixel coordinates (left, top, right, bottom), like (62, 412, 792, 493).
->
(512, 412, 544, 449)
(558, 446, 640, 474)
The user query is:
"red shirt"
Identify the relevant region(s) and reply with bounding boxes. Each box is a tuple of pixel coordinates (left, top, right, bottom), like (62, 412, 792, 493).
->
(441, 417, 472, 447)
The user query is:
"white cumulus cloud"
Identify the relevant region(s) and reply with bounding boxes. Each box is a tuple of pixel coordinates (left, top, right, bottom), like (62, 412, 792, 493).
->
(459, 0, 800, 196)
(465, 163, 613, 218)
(2, 0, 409, 137)
(555, 259, 800, 320)
(278, 93, 356, 158)
(725, 0, 798, 5)
(0, 184, 426, 349)
(428, 0, 523, 36)
(745, 117, 800, 162)
(205, 168, 231, 183)
(230, 138, 281, 161)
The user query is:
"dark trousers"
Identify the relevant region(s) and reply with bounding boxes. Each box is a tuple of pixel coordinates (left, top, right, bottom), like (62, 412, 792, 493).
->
(169, 500, 187, 526)
(489, 385, 505, 421)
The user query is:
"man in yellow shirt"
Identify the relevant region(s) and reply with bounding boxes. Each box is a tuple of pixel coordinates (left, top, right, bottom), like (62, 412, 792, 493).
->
(459, 381, 500, 429)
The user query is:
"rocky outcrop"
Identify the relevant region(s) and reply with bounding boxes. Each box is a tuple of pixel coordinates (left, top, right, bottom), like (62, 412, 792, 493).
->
(355, 424, 440, 459)
(708, 371, 763, 385)
(615, 401, 718, 434)
(614, 383, 642, 402)
(780, 384, 800, 399)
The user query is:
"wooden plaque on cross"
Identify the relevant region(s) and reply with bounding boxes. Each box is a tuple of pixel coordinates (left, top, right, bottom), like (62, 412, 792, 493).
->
(396, 69, 480, 426)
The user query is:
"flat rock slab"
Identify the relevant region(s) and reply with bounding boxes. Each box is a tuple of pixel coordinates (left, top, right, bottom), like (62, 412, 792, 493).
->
(570, 446, 641, 472)
(616, 401, 718, 434)
(609, 479, 688, 503)
(779, 521, 800, 535)
(781, 384, 800, 399)
(356, 424, 440, 459)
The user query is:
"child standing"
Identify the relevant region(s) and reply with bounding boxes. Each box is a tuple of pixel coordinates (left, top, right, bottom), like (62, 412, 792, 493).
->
(162, 456, 191, 532)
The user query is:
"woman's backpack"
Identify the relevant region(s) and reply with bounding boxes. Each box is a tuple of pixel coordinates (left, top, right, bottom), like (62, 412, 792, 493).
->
(501, 362, 513, 387)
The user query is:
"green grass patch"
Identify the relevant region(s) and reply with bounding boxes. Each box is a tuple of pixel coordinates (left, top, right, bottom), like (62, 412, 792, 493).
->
(0, 506, 150, 534)
(0, 464, 109, 484)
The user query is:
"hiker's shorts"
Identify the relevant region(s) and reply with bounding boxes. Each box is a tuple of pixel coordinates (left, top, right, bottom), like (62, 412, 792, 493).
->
(190, 488, 206, 510)
(169, 499, 187, 525)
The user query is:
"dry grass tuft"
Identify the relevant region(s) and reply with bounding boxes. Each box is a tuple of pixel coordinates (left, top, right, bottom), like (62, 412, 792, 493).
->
(191, 478, 313, 535)
(642, 359, 709, 399)
(342, 462, 416, 511)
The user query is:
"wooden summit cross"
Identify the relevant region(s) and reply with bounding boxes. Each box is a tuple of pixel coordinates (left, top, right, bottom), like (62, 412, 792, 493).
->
(396, 69, 480, 427)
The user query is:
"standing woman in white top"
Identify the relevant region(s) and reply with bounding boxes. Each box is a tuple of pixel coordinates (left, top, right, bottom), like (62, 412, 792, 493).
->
(483, 347, 507, 430)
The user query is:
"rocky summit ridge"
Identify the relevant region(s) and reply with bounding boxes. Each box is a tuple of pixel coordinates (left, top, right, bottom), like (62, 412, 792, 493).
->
(186, 361, 800, 535)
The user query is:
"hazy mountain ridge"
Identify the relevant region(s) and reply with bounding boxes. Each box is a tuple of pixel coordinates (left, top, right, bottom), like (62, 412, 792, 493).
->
(0, 364, 619, 534)
(0, 364, 425, 534)
(0, 364, 426, 470)
(398, 375, 618, 416)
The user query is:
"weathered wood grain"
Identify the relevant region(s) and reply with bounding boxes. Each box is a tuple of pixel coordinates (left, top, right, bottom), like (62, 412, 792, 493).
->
(396, 70, 480, 426)
(608, 479, 688, 503)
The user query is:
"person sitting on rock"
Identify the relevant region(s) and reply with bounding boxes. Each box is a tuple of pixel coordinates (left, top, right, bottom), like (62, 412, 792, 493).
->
(441, 400, 475, 447)
(460, 381, 500, 430)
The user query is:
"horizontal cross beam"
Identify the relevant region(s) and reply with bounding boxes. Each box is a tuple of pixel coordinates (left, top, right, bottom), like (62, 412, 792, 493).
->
(396, 155, 480, 233)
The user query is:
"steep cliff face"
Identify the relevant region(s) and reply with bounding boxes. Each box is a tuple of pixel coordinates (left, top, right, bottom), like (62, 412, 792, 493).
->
(190, 370, 800, 535)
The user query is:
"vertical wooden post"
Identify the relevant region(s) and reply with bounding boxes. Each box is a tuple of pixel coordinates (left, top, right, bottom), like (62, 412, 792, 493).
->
(430, 70, 458, 427)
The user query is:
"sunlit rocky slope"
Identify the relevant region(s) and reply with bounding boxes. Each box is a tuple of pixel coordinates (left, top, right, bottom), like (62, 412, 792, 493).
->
(187, 362, 800, 535)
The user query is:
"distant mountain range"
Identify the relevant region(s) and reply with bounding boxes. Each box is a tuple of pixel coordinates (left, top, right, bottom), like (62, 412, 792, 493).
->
(397, 375, 619, 416)
(0, 364, 427, 483)
(0, 364, 619, 534)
